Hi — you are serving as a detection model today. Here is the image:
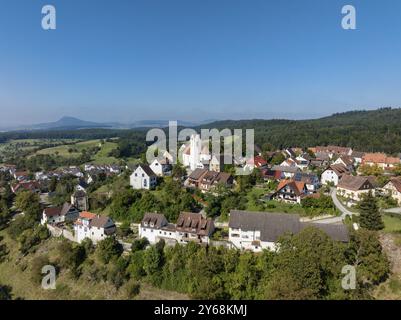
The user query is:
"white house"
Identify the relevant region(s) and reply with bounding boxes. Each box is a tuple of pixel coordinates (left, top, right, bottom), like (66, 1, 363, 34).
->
(337, 175, 377, 203)
(383, 178, 401, 205)
(74, 212, 116, 244)
(321, 164, 350, 186)
(41, 203, 79, 225)
(333, 155, 354, 171)
(139, 212, 215, 245)
(130, 165, 157, 190)
(149, 158, 172, 177)
(228, 210, 349, 253)
(139, 213, 177, 244)
(229, 210, 301, 252)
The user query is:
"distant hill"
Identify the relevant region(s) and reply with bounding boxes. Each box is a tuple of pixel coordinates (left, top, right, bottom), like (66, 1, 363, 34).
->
(30, 116, 111, 130)
(2, 117, 212, 131)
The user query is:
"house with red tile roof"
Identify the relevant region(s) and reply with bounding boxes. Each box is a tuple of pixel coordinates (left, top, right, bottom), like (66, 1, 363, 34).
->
(272, 179, 308, 204)
(362, 153, 400, 170)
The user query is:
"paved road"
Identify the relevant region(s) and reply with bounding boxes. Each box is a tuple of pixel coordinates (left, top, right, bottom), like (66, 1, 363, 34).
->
(383, 207, 401, 215)
(330, 188, 355, 218)
(312, 188, 355, 224)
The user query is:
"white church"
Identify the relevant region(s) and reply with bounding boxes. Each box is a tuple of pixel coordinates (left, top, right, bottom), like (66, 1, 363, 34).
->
(180, 134, 212, 171)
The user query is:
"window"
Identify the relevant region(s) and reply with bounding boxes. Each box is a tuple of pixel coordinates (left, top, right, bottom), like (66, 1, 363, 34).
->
(143, 179, 147, 187)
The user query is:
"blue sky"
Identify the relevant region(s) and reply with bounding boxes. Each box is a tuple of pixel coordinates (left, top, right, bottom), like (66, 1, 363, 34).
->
(1, 0, 401, 126)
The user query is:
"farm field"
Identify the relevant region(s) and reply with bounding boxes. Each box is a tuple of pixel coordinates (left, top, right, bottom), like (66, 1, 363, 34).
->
(34, 139, 120, 164)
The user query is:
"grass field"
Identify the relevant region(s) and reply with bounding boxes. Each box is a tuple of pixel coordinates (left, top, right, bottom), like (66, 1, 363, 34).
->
(383, 214, 401, 233)
(36, 139, 102, 157)
(35, 139, 120, 164)
(91, 141, 119, 164)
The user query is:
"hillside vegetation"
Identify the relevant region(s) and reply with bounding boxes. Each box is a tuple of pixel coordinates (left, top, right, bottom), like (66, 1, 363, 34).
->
(2, 108, 401, 156)
(202, 108, 401, 154)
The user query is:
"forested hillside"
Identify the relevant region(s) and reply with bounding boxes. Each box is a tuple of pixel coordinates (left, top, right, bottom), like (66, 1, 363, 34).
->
(2, 108, 401, 155)
(202, 108, 401, 154)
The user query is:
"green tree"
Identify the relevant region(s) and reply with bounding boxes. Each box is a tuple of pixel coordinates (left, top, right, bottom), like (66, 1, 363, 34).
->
(96, 237, 123, 263)
(346, 229, 390, 287)
(358, 192, 384, 231)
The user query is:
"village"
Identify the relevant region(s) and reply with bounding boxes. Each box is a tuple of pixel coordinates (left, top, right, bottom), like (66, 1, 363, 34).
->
(2, 134, 401, 254)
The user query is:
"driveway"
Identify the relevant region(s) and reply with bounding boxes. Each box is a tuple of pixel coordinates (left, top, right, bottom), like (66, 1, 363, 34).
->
(312, 188, 355, 225)
(330, 187, 355, 218)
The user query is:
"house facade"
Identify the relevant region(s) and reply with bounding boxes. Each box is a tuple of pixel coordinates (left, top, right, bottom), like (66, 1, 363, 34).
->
(273, 179, 307, 204)
(149, 158, 172, 177)
(139, 212, 214, 245)
(383, 178, 401, 205)
(130, 165, 157, 190)
(41, 203, 79, 225)
(74, 212, 116, 244)
(337, 175, 376, 202)
(321, 164, 350, 186)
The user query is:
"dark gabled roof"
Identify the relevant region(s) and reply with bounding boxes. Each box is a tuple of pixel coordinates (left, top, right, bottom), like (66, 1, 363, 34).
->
(188, 168, 208, 180)
(229, 210, 350, 243)
(90, 215, 114, 228)
(351, 151, 365, 158)
(176, 212, 214, 236)
(141, 213, 168, 228)
(325, 164, 350, 177)
(43, 206, 62, 217)
(138, 164, 156, 177)
(44, 203, 77, 217)
(337, 175, 374, 191)
(77, 179, 89, 189)
(60, 202, 78, 216)
(387, 177, 401, 193)
(301, 222, 350, 242)
(229, 210, 301, 242)
(214, 172, 232, 184)
(338, 155, 354, 166)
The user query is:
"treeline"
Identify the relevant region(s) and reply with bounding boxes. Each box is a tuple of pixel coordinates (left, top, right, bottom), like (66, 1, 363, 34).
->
(3, 108, 401, 156)
(200, 108, 401, 154)
(131, 227, 388, 299)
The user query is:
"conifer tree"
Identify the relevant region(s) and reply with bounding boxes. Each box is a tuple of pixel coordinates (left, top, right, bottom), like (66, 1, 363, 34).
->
(358, 192, 384, 231)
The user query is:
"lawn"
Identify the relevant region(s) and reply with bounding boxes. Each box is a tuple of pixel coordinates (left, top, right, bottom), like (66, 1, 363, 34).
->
(383, 214, 401, 233)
